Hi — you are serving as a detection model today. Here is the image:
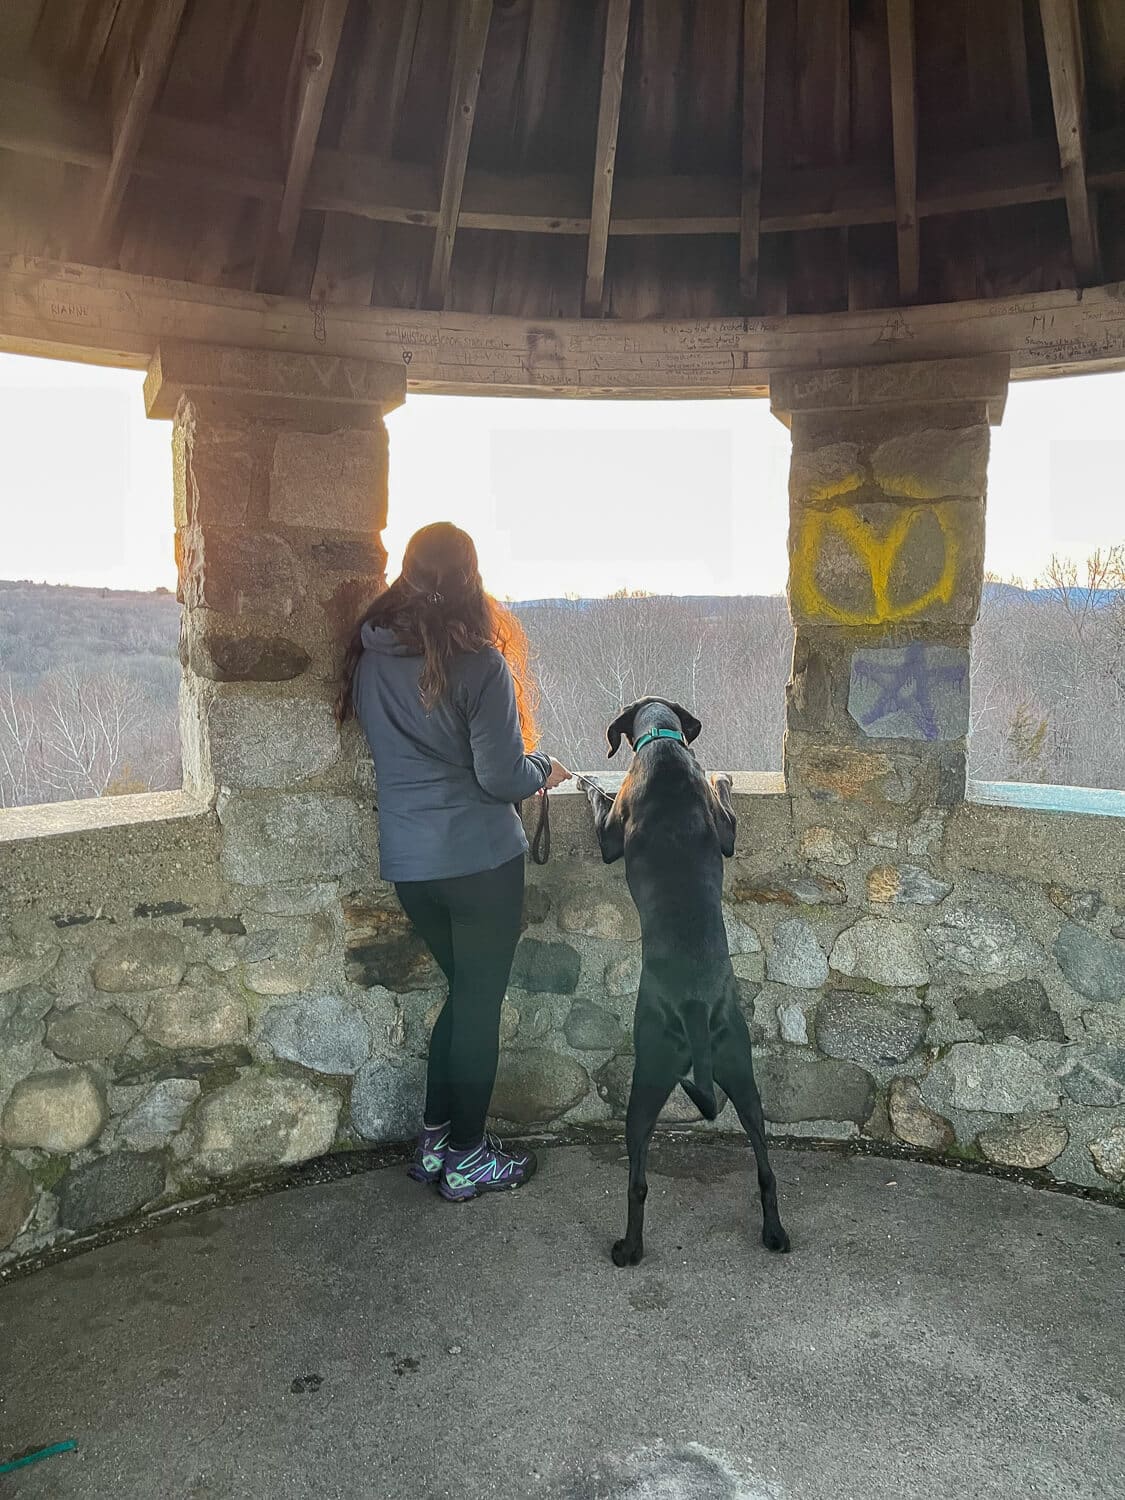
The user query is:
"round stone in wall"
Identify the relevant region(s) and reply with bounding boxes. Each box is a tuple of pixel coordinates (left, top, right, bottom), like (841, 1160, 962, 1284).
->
(722, 907, 762, 955)
(887, 1077, 954, 1151)
(814, 991, 927, 1066)
(57, 1152, 167, 1233)
(798, 825, 855, 866)
(1053, 922, 1125, 1003)
(351, 1058, 426, 1141)
(489, 1049, 590, 1124)
(92, 932, 187, 993)
(257, 993, 371, 1075)
(866, 864, 952, 906)
(954, 978, 1065, 1043)
(1056, 1044, 1125, 1107)
(920, 1043, 1060, 1115)
(753, 1052, 876, 1125)
(604, 951, 642, 996)
(510, 938, 581, 995)
(829, 916, 929, 988)
(46, 1005, 136, 1063)
(185, 1074, 341, 1178)
(557, 892, 640, 941)
(0, 1155, 35, 1250)
(1088, 1126, 1125, 1183)
(0, 1067, 107, 1152)
(766, 919, 828, 990)
(142, 985, 246, 1050)
(116, 1078, 201, 1153)
(927, 904, 1040, 978)
(977, 1116, 1068, 1170)
(564, 1001, 625, 1051)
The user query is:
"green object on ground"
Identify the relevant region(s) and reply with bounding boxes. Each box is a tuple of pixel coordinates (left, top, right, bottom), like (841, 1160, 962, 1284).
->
(0, 1439, 77, 1475)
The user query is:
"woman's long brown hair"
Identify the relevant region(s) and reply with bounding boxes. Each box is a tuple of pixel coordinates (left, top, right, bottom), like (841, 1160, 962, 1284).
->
(334, 522, 539, 748)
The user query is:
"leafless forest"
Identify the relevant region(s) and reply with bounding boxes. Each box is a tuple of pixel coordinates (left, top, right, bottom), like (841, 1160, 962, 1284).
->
(1, 560, 1122, 810)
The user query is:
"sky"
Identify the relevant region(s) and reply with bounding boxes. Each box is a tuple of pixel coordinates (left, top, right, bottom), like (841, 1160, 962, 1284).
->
(1, 348, 1122, 598)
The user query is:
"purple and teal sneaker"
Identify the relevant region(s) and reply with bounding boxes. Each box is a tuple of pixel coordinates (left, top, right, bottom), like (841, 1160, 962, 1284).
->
(438, 1132, 538, 1202)
(408, 1122, 450, 1183)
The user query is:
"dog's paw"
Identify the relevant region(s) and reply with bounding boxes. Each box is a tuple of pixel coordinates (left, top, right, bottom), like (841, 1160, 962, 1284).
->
(711, 772, 733, 793)
(611, 1238, 644, 1268)
(762, 1223, 791, 1254)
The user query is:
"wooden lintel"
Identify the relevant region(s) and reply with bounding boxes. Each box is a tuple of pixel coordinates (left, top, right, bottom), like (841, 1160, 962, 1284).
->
(84, 0, 188, 258)
(1039, 0, 1100, 284)
(584, 0, 632, 316)
(255, 0, 349, 294)
(4, 255, 1125, 398)
(739, 0, 768, 307)
(886, 0, 920, 303)
(426, 0, 493, 310)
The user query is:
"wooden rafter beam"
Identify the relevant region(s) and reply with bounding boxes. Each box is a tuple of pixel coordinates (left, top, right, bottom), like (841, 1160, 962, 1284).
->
(739, 0, 768, 307)
(584, 0, 631, 316)
(7, 81, 1125, 246)
(426, 0, 493, 310)
(886, 0, 919, 303)
(1039, 0, 1100, 283)
(255, 0, 349, 294)
(312, 0, 422, 307)
(83, 0, 187, 258)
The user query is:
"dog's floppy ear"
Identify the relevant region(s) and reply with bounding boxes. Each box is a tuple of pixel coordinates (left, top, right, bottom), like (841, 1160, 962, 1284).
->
(667, 701, 702, 744)
(606, 701, 642, 758)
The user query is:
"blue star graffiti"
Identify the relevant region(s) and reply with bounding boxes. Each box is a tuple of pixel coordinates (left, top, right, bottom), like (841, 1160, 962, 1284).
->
(848, 642, 970, 741)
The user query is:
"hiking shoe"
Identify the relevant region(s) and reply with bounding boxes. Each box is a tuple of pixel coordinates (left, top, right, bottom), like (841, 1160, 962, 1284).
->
(408, 1122, 450, 1183)
(439, 1133, 538, 1202)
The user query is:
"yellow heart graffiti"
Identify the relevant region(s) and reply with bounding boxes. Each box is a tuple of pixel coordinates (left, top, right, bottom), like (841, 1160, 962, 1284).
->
(792, 503, 960, 625)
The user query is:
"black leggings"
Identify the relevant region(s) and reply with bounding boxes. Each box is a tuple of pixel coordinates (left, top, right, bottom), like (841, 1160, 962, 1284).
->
(394, 854, 525, 1147)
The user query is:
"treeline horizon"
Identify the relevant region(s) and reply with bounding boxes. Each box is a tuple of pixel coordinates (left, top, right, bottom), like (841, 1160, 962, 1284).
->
(1, 562, 1122, 808)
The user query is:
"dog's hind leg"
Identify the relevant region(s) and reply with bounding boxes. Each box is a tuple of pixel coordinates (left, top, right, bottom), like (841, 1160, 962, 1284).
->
(613, 1074, 675, 1268)
(714, 1010, 790, 1254)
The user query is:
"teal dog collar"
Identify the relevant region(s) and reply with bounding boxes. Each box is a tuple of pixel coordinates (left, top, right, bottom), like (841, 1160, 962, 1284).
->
(632, 727, 686, 753)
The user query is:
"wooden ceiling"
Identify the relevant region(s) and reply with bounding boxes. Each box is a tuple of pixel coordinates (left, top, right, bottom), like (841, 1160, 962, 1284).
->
(2, 0, 1125, 327)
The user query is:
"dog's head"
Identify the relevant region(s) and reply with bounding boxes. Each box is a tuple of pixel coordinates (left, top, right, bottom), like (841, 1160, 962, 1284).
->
(605, 697, 702, 758)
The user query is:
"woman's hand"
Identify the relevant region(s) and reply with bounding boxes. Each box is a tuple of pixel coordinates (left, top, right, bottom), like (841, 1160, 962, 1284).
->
(544, 757, 573, 790)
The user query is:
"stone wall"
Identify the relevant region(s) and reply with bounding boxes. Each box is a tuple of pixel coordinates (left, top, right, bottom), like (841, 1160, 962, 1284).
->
(2, 345, 1123, 1270)
(3, 783, 1123, 1267)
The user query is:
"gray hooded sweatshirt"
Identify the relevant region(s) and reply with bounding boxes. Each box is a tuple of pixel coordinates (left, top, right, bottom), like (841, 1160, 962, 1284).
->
(353, 623, 551, 882)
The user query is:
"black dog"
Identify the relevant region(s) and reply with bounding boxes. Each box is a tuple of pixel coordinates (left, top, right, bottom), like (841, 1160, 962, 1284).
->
(585, 697, 789, 1266)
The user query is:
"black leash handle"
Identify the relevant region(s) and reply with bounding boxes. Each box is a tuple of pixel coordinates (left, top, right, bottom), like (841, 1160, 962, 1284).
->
(529, 789, 551, 865)
(525, 774, 604, 865)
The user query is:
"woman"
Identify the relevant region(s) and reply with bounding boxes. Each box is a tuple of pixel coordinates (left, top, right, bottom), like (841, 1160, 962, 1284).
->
(336, 523, 571, 1201)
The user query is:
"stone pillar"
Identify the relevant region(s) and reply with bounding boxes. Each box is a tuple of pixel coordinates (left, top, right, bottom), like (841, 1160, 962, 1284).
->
(770, 356, 1009, 842)
(144, 341, 405, 887)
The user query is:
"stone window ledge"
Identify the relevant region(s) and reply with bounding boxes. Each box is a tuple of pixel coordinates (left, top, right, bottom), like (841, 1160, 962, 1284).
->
(548, 771, 785, 797)
(968, 779, 1125, 819)
(0, 790, 211, 846)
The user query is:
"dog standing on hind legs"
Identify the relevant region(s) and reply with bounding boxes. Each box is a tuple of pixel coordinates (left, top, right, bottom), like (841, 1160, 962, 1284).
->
(584, 697, 790, 1267)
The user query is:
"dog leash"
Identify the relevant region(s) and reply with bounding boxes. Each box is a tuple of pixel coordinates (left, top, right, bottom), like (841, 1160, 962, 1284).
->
(526, 772, 605, 866)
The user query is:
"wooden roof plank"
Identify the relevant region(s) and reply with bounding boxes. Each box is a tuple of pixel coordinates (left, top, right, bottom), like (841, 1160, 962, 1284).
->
(886, 0, 920, 302)
(312, 0, 422, 309)
(254, 0, 349, 294)
(1039, 0, 1101, 283)
(74, 0, 124, 101)
(426, 0, 494, 310)
(83, 0, 187, 259)
(739, 0, 768, 306)
(583, 0, 631, 316)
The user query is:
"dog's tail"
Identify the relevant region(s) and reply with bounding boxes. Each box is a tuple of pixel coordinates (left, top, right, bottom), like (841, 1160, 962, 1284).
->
(681, 1002, 719, 1120)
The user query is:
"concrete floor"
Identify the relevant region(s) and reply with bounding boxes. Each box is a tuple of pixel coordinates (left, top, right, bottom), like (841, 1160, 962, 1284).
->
(1, 1141, 1123, 1500)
